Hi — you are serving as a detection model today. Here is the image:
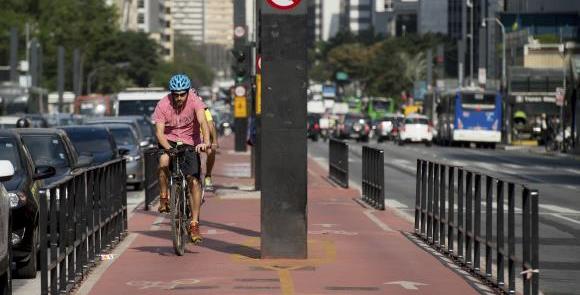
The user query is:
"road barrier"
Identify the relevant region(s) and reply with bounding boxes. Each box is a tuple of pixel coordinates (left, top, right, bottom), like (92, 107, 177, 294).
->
(39, 159, 127, 295)
(143, 147, 160, 210)
(328, 138, 349, 188)
(414, 159, 539, 295)
(362, 146, 385, 210)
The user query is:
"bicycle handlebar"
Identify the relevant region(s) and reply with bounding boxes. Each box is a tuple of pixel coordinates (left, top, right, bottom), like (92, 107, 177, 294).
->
(158, 145, 195, 156)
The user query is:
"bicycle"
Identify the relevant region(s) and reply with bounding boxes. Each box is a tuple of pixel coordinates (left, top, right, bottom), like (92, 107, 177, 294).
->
(161, 145, 195, 256)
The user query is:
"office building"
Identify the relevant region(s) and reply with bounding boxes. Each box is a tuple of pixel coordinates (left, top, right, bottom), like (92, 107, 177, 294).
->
(204, 0, 234, 47)
(112, 0, 174, 61)
(172, 0, 205, 44)
(418, 0, 447, 34)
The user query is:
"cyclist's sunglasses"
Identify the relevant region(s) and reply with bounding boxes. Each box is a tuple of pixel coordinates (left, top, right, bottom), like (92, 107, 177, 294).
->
(171, 91, 188, 98)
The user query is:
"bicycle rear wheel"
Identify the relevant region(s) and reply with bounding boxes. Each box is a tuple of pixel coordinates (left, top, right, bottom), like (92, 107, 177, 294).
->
(170, 182, 186, 256)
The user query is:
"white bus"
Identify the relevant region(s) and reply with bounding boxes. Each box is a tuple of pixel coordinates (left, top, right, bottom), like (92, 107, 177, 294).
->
(114, 87, 167, 117)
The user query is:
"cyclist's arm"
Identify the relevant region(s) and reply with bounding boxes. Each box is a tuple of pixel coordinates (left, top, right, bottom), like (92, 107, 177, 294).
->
(196, 108, 211, 147)
(155, 121, 172, 150)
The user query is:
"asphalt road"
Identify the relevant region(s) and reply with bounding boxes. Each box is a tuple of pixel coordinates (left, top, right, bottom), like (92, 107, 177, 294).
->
(309, 139, 580, 295)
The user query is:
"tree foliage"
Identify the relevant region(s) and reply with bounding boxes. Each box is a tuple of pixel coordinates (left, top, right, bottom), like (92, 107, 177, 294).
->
(1, 0, 214, 93)
(152, 34, 215, 88)
(311, 33, 445, 103)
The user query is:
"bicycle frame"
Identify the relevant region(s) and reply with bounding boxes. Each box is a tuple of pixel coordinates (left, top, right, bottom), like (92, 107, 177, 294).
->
(167, 148, 192, 255)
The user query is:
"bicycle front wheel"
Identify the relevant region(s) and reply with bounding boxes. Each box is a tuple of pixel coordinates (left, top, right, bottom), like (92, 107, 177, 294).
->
(170, 182, 186, 256)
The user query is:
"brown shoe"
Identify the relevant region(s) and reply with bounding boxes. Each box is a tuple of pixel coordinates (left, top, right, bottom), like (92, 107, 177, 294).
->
(189, 221, 203, 244)
(158, 195, 170, 213)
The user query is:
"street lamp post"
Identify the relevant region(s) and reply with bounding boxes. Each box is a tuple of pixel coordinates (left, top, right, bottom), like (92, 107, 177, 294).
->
(482, 18, 507, 143)
(467, 0, 474, 86)
(481, 18, 506, 90)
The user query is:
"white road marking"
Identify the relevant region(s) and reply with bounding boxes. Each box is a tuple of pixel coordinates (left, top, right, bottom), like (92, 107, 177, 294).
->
(549, 214, 580, 225)
(313, 223, 337, 228)
(384, 281, 428, 290)
(539, 204, 580, 215)
(565, 168, 580, 175)
(150, 215, 166, 231)
(385, 199, 408, 208)
(363, 209, 394, 232)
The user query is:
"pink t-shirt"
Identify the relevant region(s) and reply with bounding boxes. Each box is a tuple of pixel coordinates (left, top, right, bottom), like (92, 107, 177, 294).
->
(152, 90, 207, 146)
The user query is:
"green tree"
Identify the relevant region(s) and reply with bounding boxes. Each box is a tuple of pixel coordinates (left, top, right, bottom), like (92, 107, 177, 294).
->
(0, 0, 165, 93)
(152, 34, 214, 88)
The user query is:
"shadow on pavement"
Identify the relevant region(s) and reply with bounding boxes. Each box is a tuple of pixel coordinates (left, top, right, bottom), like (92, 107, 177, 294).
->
(131, 245, 200, 256)
(197, 237, 260, 259)
(201, 220, 260, 238)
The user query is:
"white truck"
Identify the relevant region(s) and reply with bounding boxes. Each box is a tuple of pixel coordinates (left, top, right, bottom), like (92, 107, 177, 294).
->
(114, 87, 167, 118)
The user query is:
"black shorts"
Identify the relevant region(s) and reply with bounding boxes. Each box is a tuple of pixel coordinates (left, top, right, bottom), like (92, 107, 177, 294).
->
(160, 141, 201, 179)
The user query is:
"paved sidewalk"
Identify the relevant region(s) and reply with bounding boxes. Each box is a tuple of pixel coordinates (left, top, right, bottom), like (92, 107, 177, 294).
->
(78, 136, 491, 295)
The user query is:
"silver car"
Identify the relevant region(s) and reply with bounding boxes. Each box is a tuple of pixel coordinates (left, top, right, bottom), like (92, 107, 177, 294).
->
(0, 160, 14, 294)
(105, 124, 145, 190)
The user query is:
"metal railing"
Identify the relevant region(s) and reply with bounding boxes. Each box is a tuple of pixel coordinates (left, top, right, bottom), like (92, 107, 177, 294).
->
(362, 146, 385, 210)
(39, 159, 128, 295)
(414, 159, 539, 295)
(143, 147, 160, 211)
(328, 138, 349, 188)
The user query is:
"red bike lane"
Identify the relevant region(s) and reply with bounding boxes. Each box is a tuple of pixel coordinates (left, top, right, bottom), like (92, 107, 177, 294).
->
(82, 137, 490, 295)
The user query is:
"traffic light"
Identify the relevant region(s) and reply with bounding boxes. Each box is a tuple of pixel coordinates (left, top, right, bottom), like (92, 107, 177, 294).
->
(231, 48, 249, 83)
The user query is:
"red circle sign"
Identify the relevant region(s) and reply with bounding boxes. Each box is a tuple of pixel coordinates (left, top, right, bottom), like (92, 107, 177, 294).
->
(256, 56, 262, 72)
(266, 0, 301, 10)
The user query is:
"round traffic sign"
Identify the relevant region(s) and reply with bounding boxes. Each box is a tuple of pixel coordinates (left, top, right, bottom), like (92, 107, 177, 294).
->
(266, 0, 301, 10)
(234, 26, 246, 38)
(234, 85, 246, 97)
(256, 56, 262, 72)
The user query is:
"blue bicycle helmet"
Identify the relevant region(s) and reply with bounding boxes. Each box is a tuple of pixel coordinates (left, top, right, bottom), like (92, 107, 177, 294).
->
(168, 74, 191, 92)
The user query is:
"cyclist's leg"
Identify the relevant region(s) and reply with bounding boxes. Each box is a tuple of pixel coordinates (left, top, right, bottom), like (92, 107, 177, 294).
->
(158, 153, 171, 213)
(204, 149, 215, 188)
(182, 150, 203, 242)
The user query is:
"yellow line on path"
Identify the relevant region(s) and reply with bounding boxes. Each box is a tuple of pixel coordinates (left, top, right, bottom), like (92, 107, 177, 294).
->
(278, 269, 295, 295)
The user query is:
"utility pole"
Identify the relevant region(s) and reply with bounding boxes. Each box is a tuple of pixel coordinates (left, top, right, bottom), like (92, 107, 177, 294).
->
(260, 0, 308, 259)
(9, 28, 18, 83)
(254, 0, 262, 190)
(468, 0, 474, 86)
(233, 0, 249, 152)
(73, 49, 81, 97)
(57, 46, 65, 113)
(461, 0, 467, 86)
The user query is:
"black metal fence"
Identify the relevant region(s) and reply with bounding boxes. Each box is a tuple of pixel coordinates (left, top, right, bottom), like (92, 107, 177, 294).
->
(39, 159, 128, 295)
(362, 146, 385, 210)
(414, 159, 539, 295)
(143, 147, 160, 211)
(328, 138, 349, 188)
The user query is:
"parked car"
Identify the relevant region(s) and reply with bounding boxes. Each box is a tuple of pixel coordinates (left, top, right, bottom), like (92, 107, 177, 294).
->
(105, 124, 145, 190)
(0, 160, 14, 294)
(59, 126, 119, 165)
(307, 114, 321, 141)
(84, 116, 156, 148)
(14, 128, 93, 185)
(0, 130, 55, 279)
(20, 114, 48, 128)
(335, 113, 371, 142)
(0, 116, 20, 129)
(397, 114, 433, 146)
(44, 113, 83, 127)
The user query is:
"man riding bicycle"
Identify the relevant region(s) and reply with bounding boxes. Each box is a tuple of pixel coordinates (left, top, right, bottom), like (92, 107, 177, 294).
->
(152, 74, 211, 243)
